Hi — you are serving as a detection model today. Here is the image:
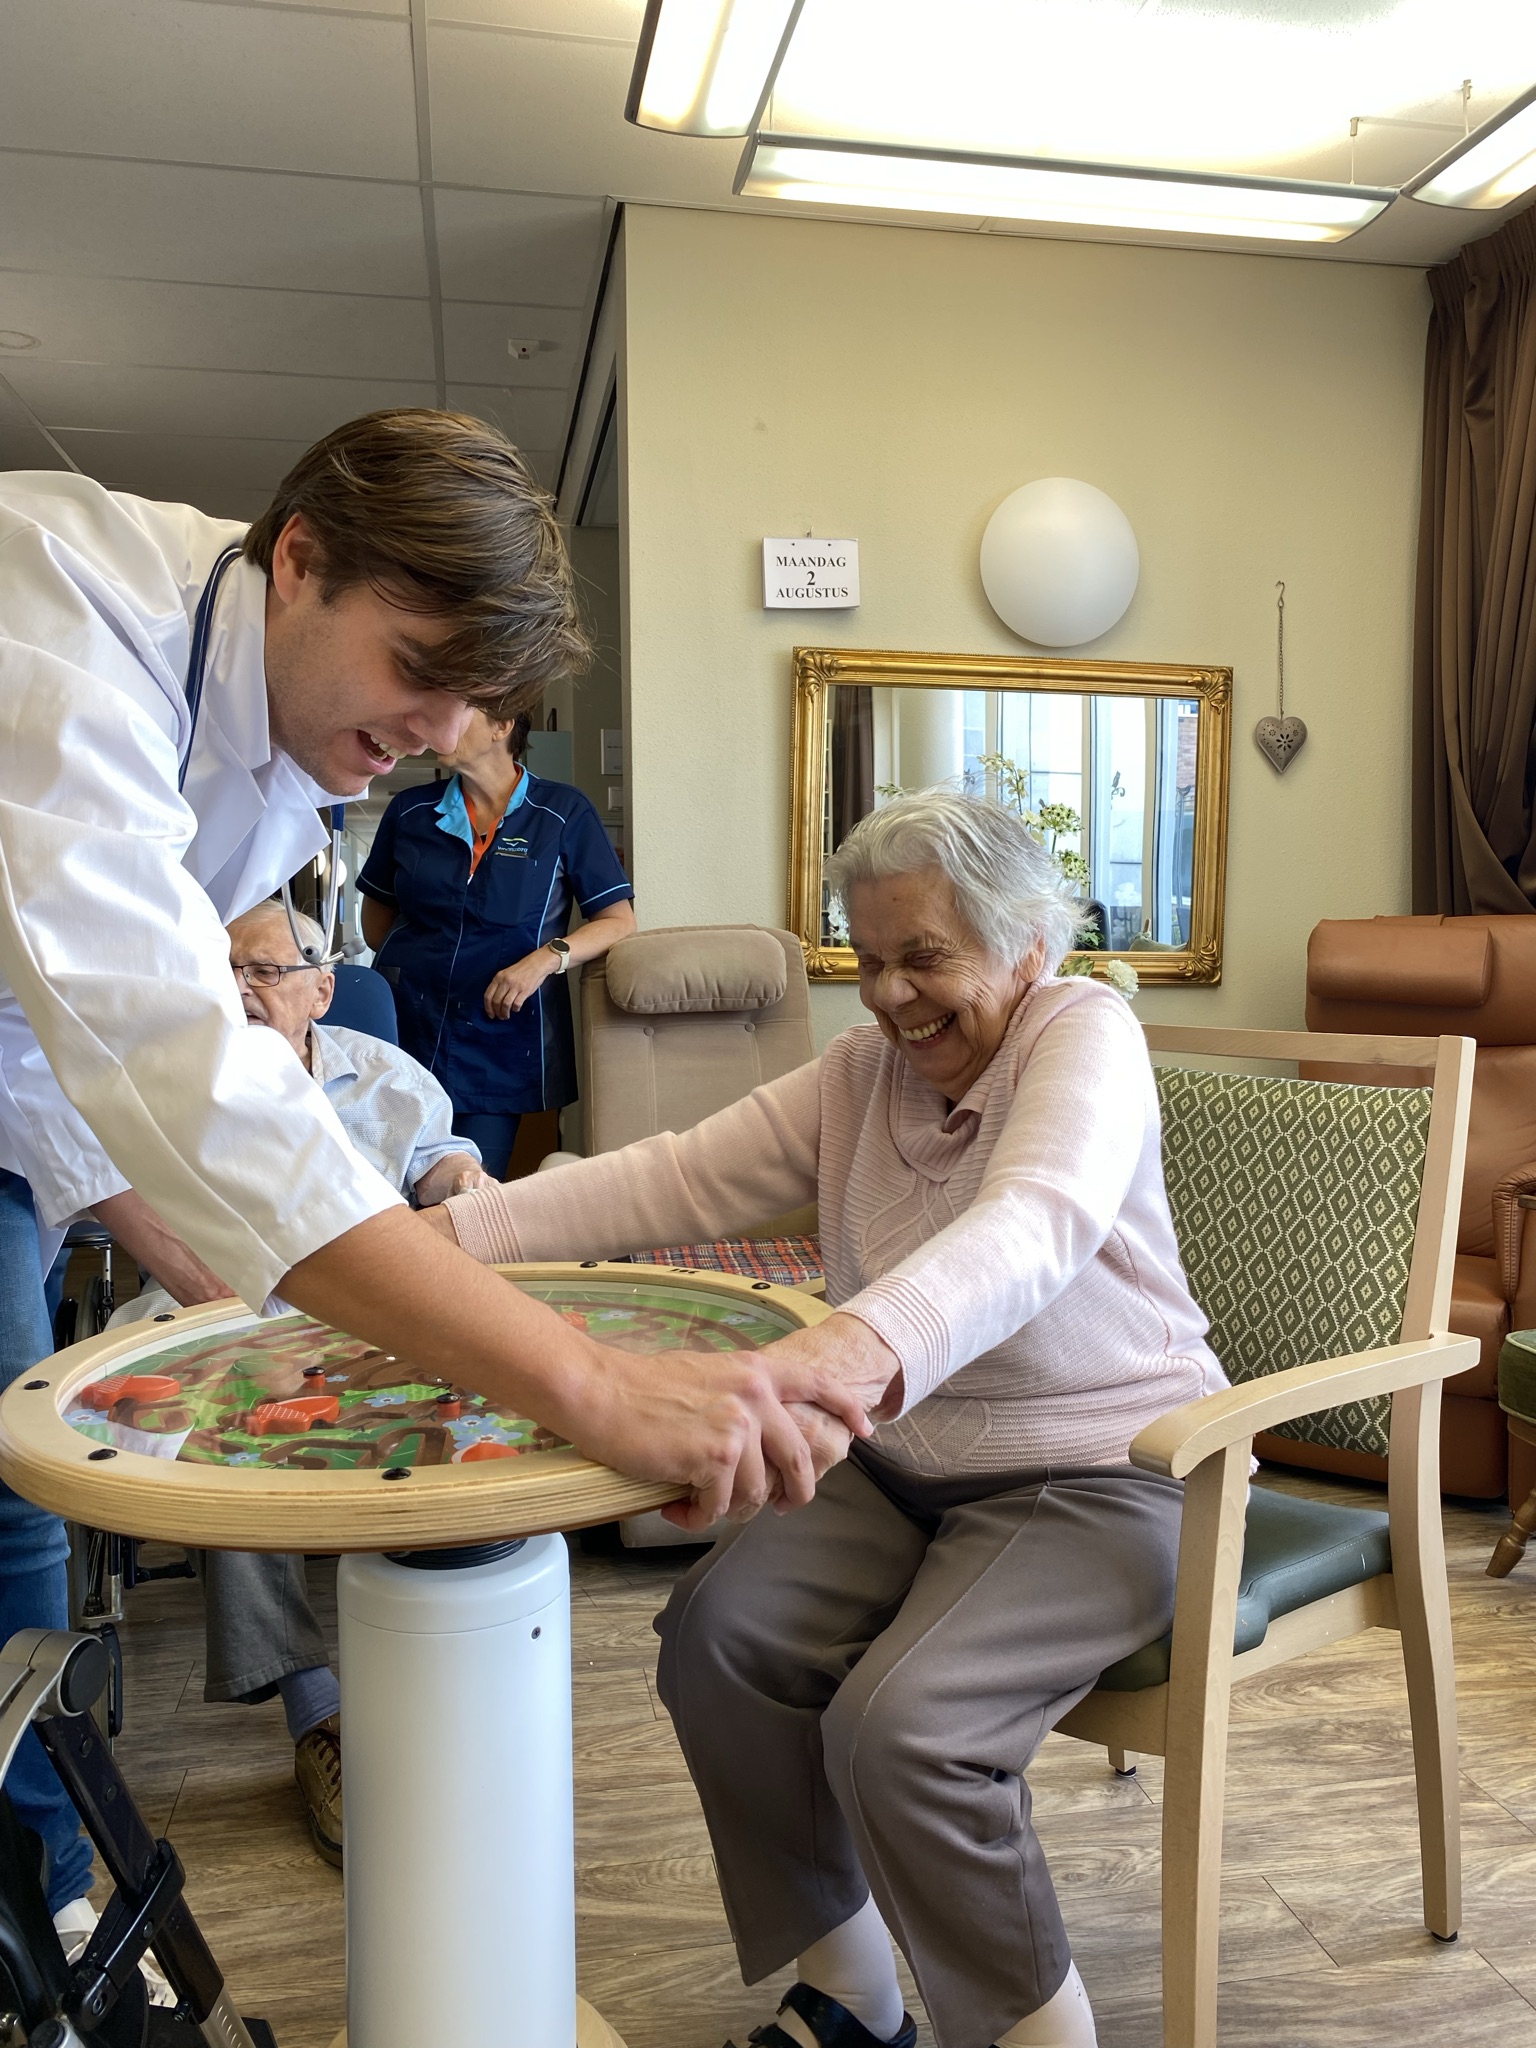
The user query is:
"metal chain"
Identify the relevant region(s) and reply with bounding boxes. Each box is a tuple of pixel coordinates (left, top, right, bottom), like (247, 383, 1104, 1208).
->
(1276, 580, 1286, 717)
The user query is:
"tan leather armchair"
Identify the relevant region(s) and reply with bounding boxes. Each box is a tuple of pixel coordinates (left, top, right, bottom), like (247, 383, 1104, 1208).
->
(1303, 914, 1536, 1502)
(547, 922, 818, 1236)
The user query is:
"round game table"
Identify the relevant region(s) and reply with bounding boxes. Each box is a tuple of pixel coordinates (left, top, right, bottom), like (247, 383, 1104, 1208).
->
(0, 1262, 831, 2048)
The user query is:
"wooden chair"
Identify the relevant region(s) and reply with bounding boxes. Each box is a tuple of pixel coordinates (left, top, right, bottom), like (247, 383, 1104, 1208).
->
(1054, 1023, 1477, 2048)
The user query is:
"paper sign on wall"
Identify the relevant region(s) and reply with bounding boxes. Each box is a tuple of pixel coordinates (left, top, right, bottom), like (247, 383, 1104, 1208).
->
(763, 538, 860, 609)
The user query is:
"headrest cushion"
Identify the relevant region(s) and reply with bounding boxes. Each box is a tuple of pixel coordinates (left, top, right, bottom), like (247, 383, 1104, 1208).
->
(605, 928, 789, 1015)
(1308, 919, 1492, 1008)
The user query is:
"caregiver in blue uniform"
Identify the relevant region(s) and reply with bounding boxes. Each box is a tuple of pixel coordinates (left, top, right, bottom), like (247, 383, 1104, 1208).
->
(358, 709, 635, 1179)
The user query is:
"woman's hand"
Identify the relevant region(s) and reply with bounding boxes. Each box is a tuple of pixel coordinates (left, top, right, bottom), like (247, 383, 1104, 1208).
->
(484, 949, 558, 1019)
(760, 1312, 905, 1424)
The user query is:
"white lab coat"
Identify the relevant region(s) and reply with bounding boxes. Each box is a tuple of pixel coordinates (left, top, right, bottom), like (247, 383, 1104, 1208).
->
(0, 472, 402, 1306)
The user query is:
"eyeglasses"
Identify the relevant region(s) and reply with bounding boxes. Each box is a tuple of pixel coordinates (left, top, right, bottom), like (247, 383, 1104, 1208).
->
(231, 961, 322, 989)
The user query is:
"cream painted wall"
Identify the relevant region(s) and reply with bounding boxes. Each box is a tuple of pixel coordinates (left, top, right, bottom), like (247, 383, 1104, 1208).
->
(620, 205, 1429, 1044)
(565, 524, 625, 829)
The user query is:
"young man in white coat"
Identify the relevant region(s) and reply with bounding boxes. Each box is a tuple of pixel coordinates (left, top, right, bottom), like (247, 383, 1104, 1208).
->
(0, 409, 865, 1945)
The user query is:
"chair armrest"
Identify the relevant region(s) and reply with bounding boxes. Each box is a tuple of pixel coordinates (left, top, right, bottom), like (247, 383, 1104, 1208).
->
(1128, 1333, 1480, 1478)
(1493, 1160, 1536, 1297)
(535, 1151, 584, 1173)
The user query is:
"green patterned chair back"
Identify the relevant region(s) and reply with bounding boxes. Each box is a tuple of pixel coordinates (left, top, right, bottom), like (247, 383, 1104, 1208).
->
(1155, 1067, 1434, 1457)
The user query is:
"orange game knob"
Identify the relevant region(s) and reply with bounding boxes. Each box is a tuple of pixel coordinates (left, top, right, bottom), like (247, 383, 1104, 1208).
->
(246, 1394, 342, 1435)
(457, 1441, 520, 1462)
(79, 1375, 181, 1411)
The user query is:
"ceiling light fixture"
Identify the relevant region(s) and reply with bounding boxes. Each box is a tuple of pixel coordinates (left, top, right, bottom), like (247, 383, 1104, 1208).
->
(1407, 82, 1536, 210)
(738, 136, 1393, 244)
(626, 0, 804, 137)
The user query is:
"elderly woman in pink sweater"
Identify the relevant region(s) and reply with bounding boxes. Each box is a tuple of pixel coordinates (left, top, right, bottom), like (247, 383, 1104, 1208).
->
(440, 790, 1225, 2048)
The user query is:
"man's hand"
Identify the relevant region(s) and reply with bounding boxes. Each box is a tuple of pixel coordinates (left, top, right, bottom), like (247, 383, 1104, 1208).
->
(413, 1152, 495, 1205)
(564, 1337, 875, 1534)
(484, 949, 558, 1020)
(658, 1314, 900, 1529)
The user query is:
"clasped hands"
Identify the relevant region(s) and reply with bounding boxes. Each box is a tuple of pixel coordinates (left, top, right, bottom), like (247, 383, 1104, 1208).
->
(654, 1312, 903, 1534)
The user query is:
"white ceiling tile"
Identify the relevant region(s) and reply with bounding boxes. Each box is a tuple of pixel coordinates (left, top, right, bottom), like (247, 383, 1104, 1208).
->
(53, 428, 309, 510)
(0, 274, 436, 381)
(190, 0, 407, 12)
(0, 424, 71, 472)
(440, 302, 579, 386)
(0, 156, 430, 297)
(427, 27, 743, 198)
(432, 190, 608, 306)
(218, 488, 288, 522)
(447, 382, 566, 453)
(427, 1, 641, 33)
(3, 360, 435, 442)
(0, 0, 420, 180)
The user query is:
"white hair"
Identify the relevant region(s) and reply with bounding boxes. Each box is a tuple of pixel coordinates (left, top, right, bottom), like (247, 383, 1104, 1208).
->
(227, 900, 329, 964)
(825, 788, 1085, 971)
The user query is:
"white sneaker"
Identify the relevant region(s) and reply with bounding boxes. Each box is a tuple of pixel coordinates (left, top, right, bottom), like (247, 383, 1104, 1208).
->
(52, 1895, 177, 2008)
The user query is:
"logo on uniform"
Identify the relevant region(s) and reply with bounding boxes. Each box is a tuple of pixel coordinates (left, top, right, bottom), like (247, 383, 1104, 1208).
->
(497, 837, 531, 858)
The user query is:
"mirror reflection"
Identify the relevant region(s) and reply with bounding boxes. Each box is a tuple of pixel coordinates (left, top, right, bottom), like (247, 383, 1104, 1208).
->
(824, 686, 1202, 954)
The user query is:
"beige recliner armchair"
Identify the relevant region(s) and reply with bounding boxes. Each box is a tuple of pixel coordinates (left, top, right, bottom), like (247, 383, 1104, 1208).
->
(547, 922, 819, 1548)
(546, 921, 818, 1241)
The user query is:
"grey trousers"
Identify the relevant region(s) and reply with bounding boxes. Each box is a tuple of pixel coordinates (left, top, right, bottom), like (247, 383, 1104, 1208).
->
(654, 1450, 1184, 2048)
(193, 1550, 331, 1704)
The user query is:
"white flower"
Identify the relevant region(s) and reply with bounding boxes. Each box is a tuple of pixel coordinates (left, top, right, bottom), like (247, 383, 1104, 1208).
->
(1103, 958, 1140, 999)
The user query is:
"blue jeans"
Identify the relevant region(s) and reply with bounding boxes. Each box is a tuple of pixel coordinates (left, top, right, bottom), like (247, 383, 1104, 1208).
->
(0, 1170, 92, 1909)
(451, 1112, 520, 1185)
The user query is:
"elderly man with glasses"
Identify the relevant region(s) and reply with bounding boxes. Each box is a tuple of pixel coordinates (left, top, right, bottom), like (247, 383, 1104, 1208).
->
(228, 900, 490, 1208)
(113, 897, 491, 1866)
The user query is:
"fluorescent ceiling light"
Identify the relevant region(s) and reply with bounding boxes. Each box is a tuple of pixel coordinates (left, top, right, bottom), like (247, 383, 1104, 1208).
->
(1409, 82, 1536, 208)
(766, 1, 1536, 190)
(739, 139, 1393, 245)
(626, 0, 803, 137)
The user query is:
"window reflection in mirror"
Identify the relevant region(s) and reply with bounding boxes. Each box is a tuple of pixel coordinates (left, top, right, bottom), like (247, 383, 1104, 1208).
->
(824, 686, 1201, 954)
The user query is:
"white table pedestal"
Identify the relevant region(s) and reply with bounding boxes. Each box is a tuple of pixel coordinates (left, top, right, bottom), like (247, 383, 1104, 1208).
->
(331, 1534, 626, 2048)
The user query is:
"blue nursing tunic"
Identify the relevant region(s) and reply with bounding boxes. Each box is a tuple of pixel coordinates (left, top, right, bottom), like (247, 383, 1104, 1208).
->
(357, 771, 632, 1116)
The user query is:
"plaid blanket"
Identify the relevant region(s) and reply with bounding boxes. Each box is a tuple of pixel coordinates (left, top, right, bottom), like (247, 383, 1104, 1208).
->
(629, 1234, 823, 1288)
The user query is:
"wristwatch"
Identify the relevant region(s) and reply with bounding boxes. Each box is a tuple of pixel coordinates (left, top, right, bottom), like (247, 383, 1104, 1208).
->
(547, 938, 572, 974)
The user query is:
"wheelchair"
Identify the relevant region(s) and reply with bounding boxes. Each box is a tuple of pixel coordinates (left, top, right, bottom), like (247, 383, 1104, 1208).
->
(0, 1630, 276, 2048)
(51, 1230, 193, 1747)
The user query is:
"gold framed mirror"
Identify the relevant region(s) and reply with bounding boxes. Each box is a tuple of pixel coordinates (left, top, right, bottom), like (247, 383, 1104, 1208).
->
(788, 648, 1232, 984)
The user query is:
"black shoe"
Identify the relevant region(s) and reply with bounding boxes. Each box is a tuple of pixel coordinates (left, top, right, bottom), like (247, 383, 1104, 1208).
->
(726, 1981, 917, 2048)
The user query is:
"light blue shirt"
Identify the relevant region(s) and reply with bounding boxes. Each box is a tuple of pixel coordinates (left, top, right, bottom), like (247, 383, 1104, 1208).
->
(109, 1021, 480, 1329)
(432, 768, 529, 849)
(306, 1022, 479, 1198)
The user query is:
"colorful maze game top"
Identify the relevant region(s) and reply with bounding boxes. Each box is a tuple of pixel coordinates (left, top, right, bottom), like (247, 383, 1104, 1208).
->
(64, 1276, 806, 1473)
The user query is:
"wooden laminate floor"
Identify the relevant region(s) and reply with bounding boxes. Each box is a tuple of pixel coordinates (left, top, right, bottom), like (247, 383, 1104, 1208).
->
(102, 1472, 1536, 2048)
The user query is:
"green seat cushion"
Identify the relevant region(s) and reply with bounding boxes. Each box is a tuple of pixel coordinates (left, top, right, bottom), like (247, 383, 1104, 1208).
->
(1499, 1330, 1536, 1423)
(1095, 1487, 1391, 1692)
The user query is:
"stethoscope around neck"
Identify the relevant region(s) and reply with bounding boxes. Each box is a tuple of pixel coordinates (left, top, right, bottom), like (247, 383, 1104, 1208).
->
(183, 542, 346, 970)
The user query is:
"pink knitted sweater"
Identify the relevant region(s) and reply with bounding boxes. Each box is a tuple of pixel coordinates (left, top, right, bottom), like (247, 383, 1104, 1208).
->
(445, 975, 1227, 1473)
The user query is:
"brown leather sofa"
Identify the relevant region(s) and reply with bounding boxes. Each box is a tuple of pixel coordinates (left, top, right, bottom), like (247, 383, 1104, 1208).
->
(1302, 915, 1536, 1502)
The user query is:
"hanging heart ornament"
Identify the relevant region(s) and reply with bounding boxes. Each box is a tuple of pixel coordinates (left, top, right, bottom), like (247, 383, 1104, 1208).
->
(1254, 714, 1308, 773)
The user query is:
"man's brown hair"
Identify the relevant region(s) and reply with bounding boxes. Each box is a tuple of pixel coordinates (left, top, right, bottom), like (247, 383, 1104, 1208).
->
(243, 409, 590, 715)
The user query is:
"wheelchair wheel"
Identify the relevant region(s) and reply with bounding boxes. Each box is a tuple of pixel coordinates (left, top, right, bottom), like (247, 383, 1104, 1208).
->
(51, 1295, 78, 1352)
(81, 1273, 112, 1337)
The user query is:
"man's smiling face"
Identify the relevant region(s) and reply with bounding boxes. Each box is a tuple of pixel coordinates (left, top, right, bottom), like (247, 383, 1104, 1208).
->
(262, 514, 475, 795)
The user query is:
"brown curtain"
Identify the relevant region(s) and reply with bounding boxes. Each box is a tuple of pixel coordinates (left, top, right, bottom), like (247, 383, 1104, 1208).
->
(829, 685, 874, 848)
(1414, 203, 1536, 913)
